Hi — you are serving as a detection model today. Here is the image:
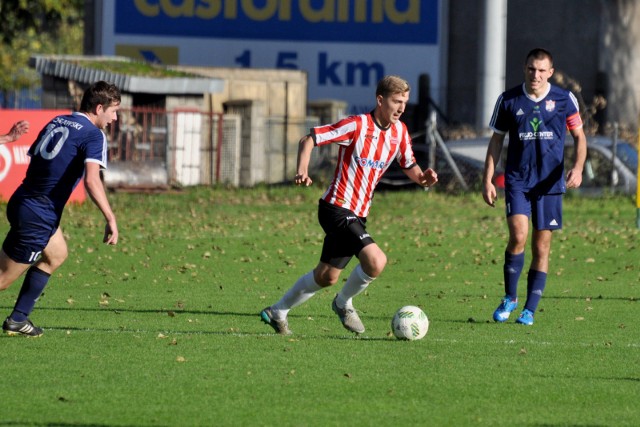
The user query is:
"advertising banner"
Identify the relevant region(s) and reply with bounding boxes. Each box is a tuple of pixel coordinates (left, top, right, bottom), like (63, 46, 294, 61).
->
(0, 110, 86, 203)
(97, 0, 443, 114)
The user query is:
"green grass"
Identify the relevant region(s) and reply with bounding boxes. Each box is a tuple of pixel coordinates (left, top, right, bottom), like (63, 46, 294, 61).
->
(1, 187, 638, 426)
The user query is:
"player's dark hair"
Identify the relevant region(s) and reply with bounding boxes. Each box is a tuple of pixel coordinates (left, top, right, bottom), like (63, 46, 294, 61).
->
(376, 75, 410, 98)
(79, 81, 121, 114)
(525, 48, 554, 67)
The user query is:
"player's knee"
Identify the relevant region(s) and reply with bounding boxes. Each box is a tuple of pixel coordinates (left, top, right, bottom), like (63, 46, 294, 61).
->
(314, 269, 340, 287)
(364, 252, 387, 278)
(508, 234, 527, 252)
(43, 251, 68, 271)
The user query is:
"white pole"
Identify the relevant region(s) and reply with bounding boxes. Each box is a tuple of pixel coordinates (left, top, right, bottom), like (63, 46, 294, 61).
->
(477, 0, 508, 134)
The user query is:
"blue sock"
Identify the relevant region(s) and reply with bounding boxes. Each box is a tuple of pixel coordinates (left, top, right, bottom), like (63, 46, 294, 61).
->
(10, 267, 50, 322)
(503, 251, 525, 300)
(524, 269, 547, 312)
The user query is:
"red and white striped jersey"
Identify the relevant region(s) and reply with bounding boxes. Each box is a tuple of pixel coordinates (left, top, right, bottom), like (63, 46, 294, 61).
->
(311, 112, 416, 217)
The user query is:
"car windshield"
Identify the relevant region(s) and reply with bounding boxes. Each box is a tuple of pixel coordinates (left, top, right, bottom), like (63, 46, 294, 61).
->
(615, 143, 638, 174)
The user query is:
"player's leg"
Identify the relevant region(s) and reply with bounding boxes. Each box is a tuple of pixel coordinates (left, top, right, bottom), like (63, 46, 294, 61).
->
(9, 228, 68, 323)
(517, 194, 561, 325)
(0, 250, 31, 291)
(329, 217, 382, 333)
(0, 195, 38, 291)
(494, 190, 530, 322)
(335, 243, 385, 310)
(505, 213, 529, 297)
(270, 262, 331, 318)
(261, 260, 338, 335)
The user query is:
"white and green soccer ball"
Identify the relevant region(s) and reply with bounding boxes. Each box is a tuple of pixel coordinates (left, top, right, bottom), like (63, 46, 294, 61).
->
(391, 305, 429, 340)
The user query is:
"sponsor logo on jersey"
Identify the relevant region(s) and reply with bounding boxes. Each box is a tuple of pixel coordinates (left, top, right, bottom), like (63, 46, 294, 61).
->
(519, 131, 554, 140)
(356, 156, 387, 169)
(359, 233, 371, 240)
(516, 108, 525, 116)
(530, 117, 542, 132)
(518, 118, 553, 140)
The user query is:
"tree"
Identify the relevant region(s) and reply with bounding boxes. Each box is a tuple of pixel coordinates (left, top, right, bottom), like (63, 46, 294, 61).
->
(0, 0, 84, 107)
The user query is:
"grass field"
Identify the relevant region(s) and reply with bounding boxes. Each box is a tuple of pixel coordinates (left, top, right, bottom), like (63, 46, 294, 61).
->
(0, 186, 638, 426)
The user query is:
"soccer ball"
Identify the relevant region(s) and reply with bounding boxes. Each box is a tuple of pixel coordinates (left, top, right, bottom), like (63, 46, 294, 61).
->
(391, 305, 429, 340)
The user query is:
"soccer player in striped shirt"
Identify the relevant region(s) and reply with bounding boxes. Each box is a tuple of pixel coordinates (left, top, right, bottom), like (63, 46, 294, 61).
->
(482, 48, 587, 326)
(0, 81, 120, 337)
(261, 75, 438, 335)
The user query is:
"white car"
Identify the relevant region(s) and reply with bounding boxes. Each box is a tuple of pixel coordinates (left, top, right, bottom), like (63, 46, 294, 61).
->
(445, 136, 638, 195)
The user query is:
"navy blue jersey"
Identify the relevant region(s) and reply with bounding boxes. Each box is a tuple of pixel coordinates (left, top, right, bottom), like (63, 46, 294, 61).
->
(21, 112, 107, 213)
(490, 83, 583, 193)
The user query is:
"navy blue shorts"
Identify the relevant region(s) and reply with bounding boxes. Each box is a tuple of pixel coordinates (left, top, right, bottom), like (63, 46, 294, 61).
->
(3, 193, 59, 264)
(505, 188, 563, 231)
(317, 199, 375, 269)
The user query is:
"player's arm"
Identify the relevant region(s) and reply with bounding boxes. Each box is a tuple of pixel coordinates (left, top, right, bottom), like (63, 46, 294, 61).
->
(84, 162, 118, 245)
(402, 164, 438, 188)
(294, 134, 315, 186)
(0, 120, 29, 144)
(566, 127, 587, 189)
(482, 132, 506, 207)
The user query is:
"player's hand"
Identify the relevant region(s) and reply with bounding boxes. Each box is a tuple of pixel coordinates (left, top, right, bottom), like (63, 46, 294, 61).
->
(294, 173, 313, 187)
(566, 168, 583, 189)
(482, 182, 497, 207)
(420, 168, 438, 187)
(103, 221, 119, 245)
(8, 120, 29, 142)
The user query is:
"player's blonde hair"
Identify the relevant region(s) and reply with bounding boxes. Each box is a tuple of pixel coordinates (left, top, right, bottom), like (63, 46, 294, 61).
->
(376, 75, 410, 98)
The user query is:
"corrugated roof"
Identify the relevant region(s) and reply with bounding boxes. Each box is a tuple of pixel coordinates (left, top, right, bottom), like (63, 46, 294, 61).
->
(30, 55, 224, 94)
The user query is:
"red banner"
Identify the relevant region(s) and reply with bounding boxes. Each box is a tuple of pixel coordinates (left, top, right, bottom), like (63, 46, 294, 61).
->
(0, 109, 86, 203)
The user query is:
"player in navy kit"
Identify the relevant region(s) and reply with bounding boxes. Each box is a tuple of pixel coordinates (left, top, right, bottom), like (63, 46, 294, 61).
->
(0, 81, 121, 337)
(482, 48, 587, 325)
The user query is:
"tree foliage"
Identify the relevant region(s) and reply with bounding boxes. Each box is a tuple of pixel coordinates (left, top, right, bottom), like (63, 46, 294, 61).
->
(0, 0, 84, 107)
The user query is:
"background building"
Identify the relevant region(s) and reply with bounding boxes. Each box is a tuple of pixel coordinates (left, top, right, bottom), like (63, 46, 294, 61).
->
(85, 0, 640, 135)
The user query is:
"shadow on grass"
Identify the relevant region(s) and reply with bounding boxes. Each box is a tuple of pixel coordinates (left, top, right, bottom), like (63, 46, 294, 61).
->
(0, 423, 149, 427)
(533, 373, 640, 383)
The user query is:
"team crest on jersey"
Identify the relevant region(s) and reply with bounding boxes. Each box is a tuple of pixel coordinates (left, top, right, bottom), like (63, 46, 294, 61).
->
(545, 100, 556, 112)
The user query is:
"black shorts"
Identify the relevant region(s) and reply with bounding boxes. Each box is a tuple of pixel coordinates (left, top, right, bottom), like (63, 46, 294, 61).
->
(317, 199, 375, 269)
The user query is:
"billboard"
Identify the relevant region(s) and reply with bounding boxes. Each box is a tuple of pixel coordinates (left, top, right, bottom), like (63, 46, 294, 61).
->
(0, 110, 86, 203)
(95, 0, 444, 114)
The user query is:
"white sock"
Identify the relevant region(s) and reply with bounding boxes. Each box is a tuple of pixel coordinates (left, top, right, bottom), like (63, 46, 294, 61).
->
(335, 264, 375, 309)
(272, 271, 322, 319)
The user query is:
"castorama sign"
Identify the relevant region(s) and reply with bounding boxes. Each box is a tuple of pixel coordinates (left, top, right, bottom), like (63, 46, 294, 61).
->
(93, 0, 445, 114)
